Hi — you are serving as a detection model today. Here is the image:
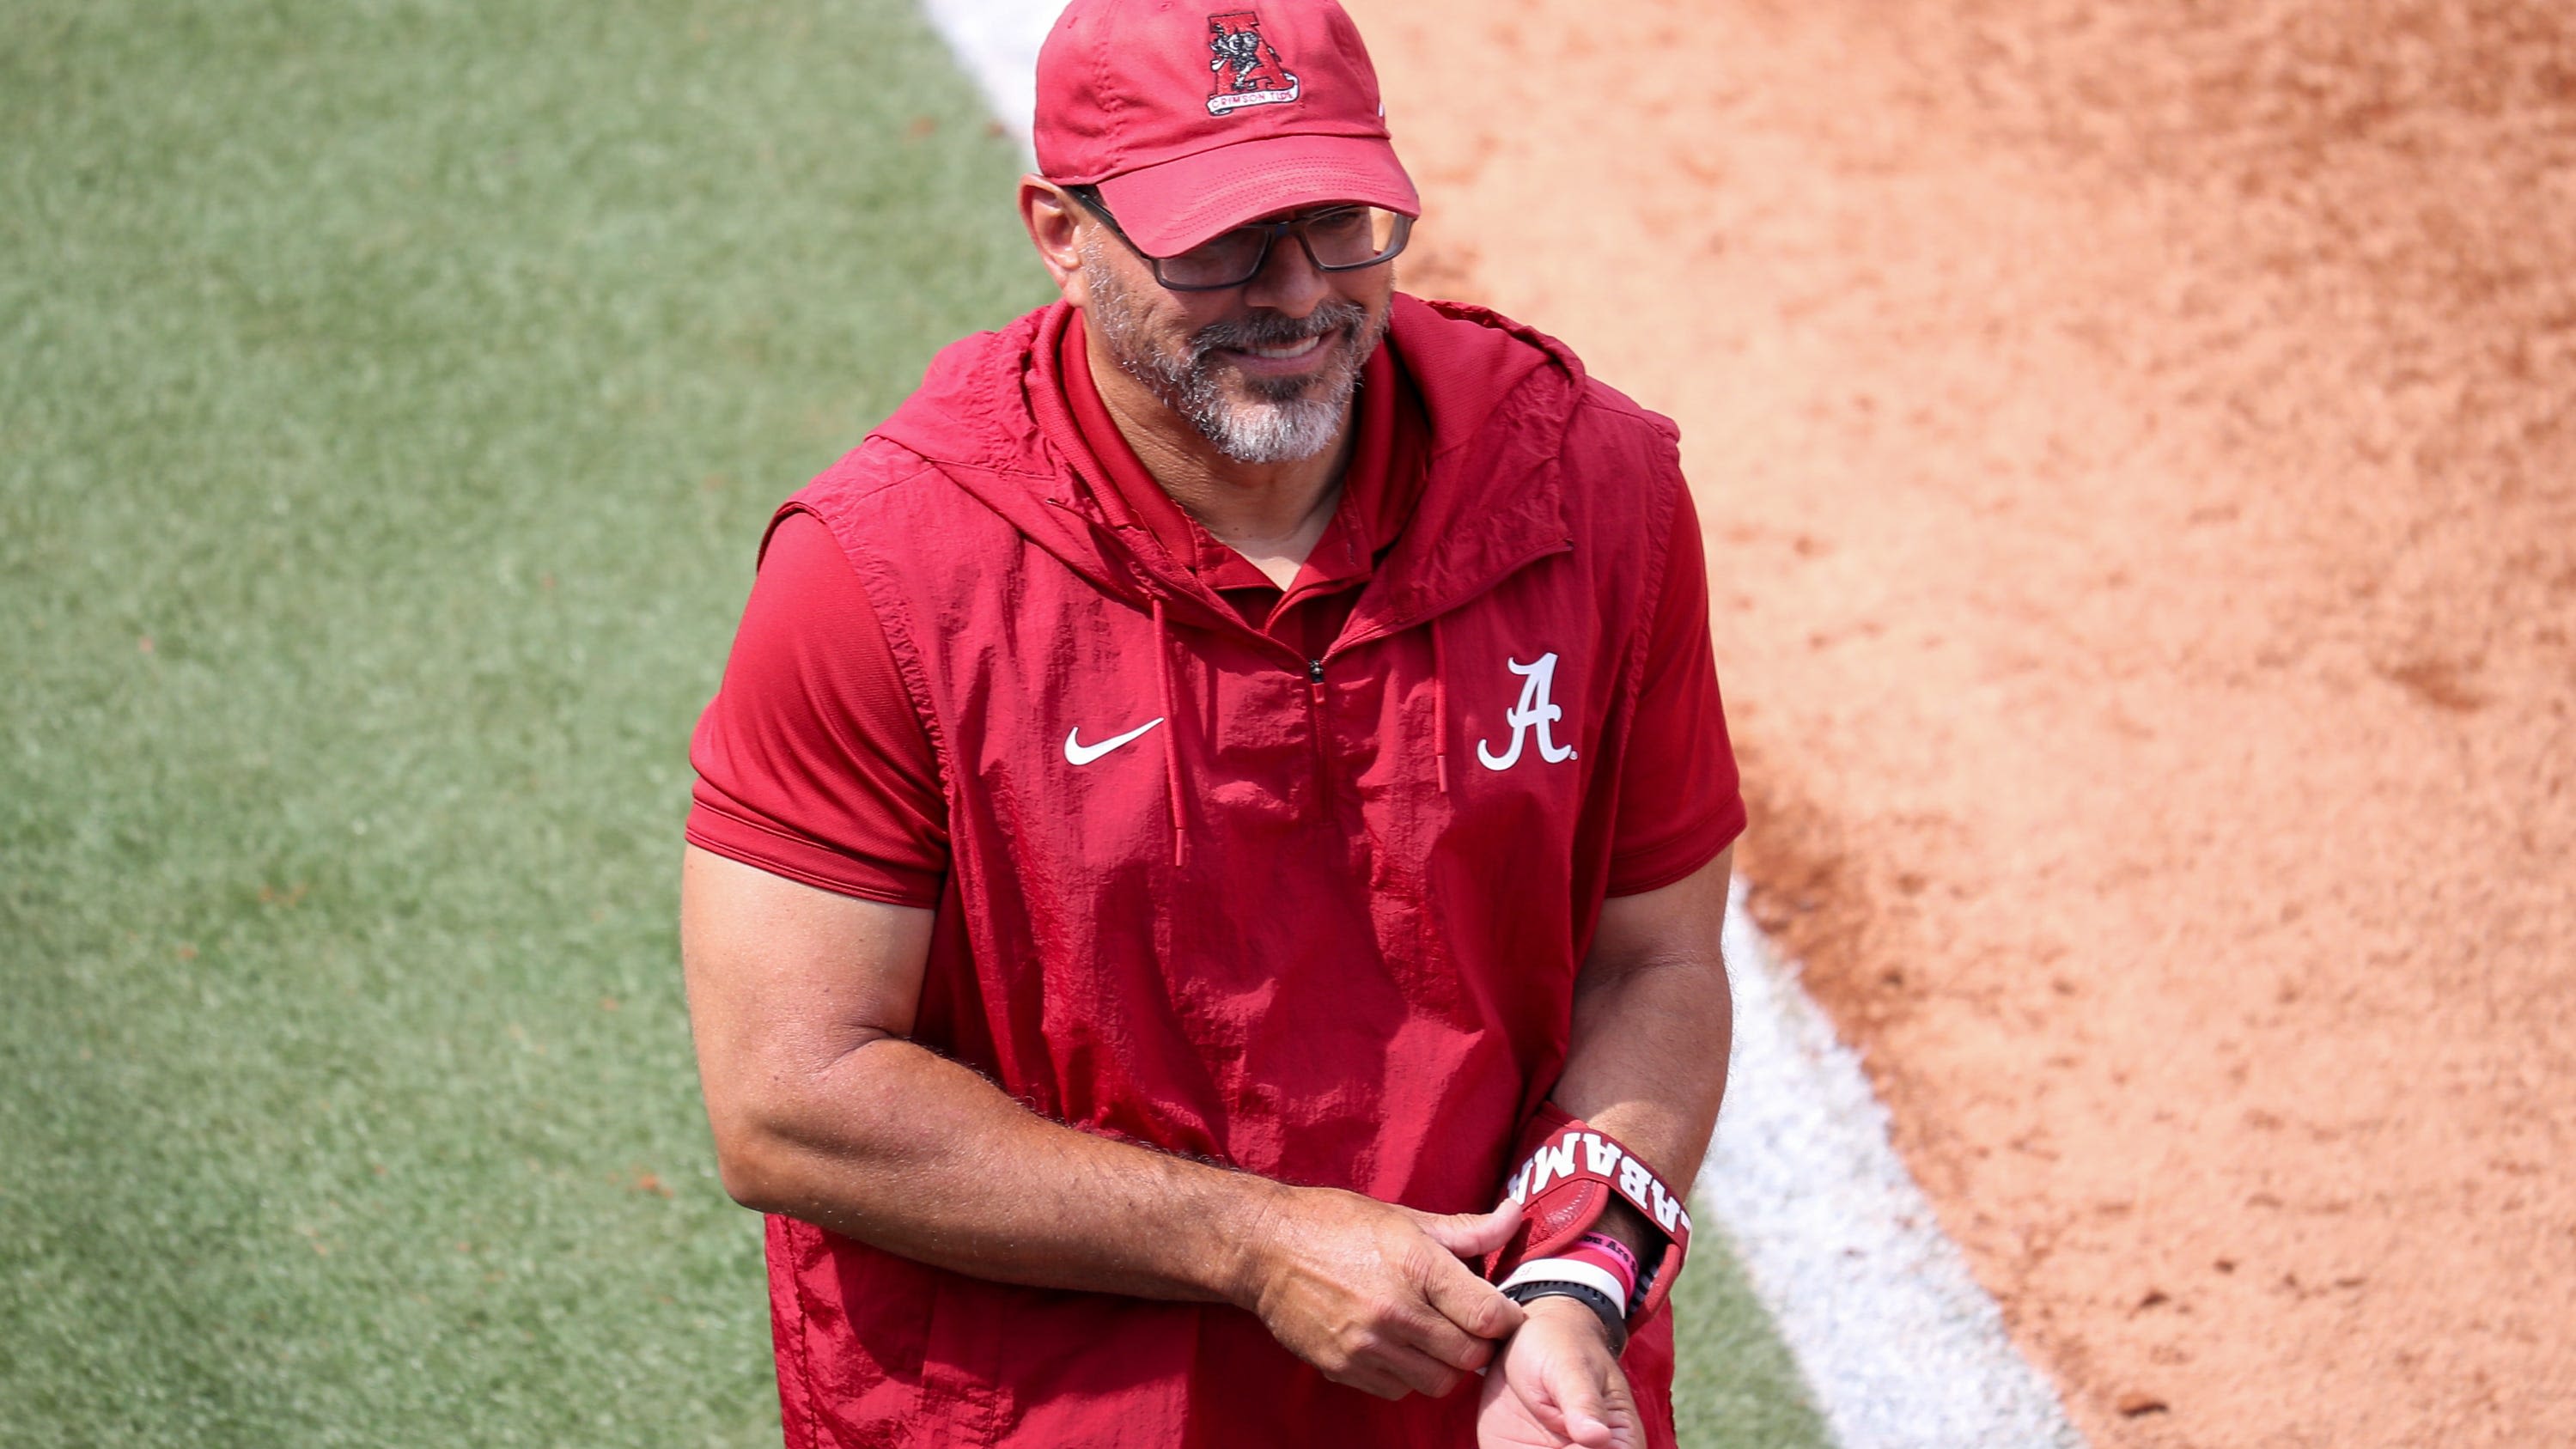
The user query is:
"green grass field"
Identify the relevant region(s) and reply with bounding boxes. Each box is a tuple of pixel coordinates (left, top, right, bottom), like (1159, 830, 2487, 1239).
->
(0, 2, 1830, 1444)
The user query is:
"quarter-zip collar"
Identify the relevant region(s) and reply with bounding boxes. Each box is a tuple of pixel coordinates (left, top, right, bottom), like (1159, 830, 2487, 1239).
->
(1053, 309, 1422, 663)
(1055, 305, 1415, 600)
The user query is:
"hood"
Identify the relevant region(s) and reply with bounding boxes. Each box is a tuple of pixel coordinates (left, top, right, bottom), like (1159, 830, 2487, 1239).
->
(867, 294, 1588, 642)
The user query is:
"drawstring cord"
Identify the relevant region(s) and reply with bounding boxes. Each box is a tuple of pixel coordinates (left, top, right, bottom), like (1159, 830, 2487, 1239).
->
(1150, 595, 1188, 868)
(1431, 611, 1450, 795)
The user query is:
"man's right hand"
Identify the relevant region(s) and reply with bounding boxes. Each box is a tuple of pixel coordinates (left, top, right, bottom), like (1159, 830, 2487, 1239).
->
(688, 846, 1532, 1403)
(1227, 1189, 1526, 1401)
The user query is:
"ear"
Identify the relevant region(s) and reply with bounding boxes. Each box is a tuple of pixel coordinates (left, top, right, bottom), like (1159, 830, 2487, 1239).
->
(1019, 176, 1091, 307)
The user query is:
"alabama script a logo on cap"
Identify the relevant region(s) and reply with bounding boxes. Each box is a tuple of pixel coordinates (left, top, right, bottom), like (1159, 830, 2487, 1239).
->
(1206, 11, 1301, 115)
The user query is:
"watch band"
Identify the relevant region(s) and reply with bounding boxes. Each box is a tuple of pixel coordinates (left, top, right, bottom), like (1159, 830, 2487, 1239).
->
(1501, 1278, 1629, 1357)
(1499, 1257, 1630, 1311)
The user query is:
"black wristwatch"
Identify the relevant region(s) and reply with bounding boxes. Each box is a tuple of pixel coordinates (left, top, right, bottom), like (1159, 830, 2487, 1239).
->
(1501, 1279, 1629, 1357)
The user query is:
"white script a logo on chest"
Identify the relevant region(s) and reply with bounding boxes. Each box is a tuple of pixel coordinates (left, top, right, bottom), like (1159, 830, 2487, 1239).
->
(1477, 653, 1577, 770)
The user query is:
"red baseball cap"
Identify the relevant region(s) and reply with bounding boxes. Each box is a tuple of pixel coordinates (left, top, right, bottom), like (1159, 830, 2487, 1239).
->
(1033, 0, 1420, 258)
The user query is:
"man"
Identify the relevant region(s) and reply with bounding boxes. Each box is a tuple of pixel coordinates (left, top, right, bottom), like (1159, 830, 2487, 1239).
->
(679, 2, 1745, 1446)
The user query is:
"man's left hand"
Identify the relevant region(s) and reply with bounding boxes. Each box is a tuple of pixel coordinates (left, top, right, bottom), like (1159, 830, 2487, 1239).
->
(1475, 1294, 1639, 1449)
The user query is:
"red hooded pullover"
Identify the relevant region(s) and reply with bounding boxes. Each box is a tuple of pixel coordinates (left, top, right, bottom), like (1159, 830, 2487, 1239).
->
(741, 295, 1741, 1449)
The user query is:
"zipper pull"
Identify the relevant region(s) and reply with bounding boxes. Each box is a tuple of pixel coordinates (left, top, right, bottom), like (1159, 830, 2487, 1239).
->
(1306, 659, 1325, 684)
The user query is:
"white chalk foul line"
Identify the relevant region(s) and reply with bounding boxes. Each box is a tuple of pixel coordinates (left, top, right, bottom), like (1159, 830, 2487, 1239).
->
(913, 3, 2086, 1444)
(1712, 886, 2086, 1449)
(920, 0, 1056, 157)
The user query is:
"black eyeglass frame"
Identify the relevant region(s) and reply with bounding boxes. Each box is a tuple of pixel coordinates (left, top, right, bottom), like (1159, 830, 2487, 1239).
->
(1067, 185, 1412, 292)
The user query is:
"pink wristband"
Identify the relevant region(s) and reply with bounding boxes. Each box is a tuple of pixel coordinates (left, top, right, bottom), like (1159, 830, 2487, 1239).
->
(1564, 1231, 1641, 1307)
(1575, 1231, 1641, 1277)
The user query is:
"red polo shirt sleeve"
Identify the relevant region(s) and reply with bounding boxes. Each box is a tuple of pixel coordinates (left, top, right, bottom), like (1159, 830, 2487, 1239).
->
(685, 510, 949, 906)
(1604, 485, 1747, 896)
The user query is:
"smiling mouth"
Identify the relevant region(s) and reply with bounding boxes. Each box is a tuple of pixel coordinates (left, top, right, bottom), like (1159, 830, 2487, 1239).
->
(1237, 332, 1325, 358)
(1218, 330, 1336, 369)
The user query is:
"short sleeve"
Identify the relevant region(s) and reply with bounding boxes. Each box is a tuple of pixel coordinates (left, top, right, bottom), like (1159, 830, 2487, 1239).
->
(1605, 484, 1747, 895)
(685, 510, 950, 906)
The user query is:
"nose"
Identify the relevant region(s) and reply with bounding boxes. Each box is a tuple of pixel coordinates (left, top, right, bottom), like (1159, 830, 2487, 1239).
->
(1237, 229, 1331, 318)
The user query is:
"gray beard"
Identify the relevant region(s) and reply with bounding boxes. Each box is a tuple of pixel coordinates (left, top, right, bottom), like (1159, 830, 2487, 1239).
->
(1081, 234, 1385, 465)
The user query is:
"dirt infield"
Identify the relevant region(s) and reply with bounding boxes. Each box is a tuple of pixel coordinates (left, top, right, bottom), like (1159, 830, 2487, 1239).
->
(1349, 0, 2576, 1443)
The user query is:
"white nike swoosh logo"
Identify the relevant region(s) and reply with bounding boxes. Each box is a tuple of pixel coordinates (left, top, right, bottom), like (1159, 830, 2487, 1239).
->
(1064, 718, 1166, 765)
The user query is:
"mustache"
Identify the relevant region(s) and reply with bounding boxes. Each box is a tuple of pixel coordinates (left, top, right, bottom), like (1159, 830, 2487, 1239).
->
(1189, 301, 1368, 359)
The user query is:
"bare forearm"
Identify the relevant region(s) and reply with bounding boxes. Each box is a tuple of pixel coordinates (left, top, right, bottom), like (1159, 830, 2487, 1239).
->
(1551, 953, 1731, 1190)
(683, 846, 1526, 1401)
(1553, 849, 1735, 1191)
(723, 1035, 1279, 1305)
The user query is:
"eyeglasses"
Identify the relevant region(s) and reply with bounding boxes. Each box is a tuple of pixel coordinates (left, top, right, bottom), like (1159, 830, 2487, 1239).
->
(1069, 186, 1411, 292)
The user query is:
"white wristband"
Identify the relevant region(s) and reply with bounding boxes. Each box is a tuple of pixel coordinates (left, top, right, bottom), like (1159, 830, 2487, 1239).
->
(1497, 1257, 1629, 1309)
